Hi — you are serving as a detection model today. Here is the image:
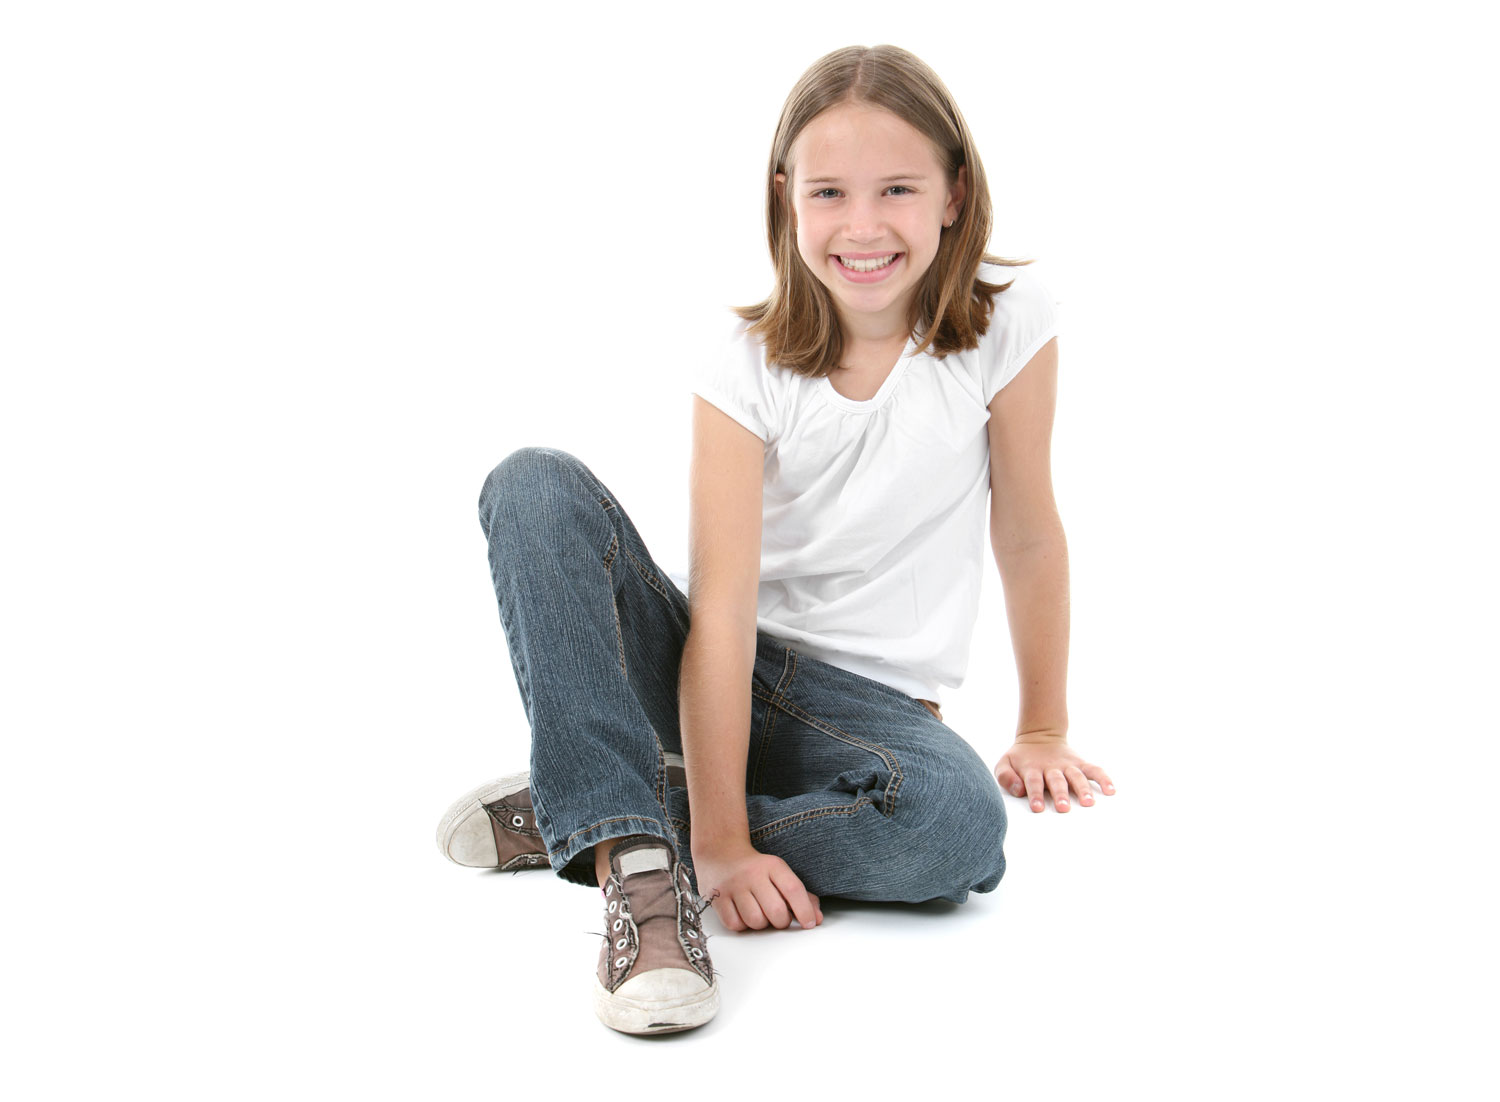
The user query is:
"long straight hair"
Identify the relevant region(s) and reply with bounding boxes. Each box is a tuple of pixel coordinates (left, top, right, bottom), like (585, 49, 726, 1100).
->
(734, 45, 1030, 378)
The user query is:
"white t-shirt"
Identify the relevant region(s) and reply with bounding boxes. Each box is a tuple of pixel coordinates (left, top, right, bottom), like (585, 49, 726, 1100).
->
(666, 263, 1060, 706)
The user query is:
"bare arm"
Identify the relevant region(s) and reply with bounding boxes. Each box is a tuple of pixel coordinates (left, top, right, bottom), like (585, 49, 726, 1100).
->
(681, 396, 763, 850)
(988, 336, 1071, 738)
(986, 338, 1115, 811)
(683, 396, 821, 929)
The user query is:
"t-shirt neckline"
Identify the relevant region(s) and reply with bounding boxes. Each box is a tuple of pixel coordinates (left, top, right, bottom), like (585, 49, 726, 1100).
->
(818, 332, 920, 413)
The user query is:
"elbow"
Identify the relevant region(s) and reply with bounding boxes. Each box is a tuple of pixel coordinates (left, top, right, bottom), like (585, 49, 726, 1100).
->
(990, 511, 1067, 560)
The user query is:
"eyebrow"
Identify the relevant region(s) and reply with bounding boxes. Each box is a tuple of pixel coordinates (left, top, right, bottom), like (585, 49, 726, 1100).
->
(801, 174, 929, 185)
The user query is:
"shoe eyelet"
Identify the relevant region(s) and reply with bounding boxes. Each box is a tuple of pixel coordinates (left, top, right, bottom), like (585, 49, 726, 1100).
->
(607, 901, 617, 913)
(691, 948, 704, 958)
(511, 814, 525, 828)
(614, 956, 628, 970)
(615, 938, 627, 951)
(686, 929, 698, 939)
(612, 919, 623, 931)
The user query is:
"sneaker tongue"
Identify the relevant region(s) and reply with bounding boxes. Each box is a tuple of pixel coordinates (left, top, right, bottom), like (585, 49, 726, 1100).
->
(612, 844, 680, 932)
(617, 846, 670, 878)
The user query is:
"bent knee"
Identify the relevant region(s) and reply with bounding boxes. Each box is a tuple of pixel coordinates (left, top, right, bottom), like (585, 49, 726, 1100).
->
(902, 763, 1006, 837)
(478, 446, 581, 519)
(899, 769, 1007, 892)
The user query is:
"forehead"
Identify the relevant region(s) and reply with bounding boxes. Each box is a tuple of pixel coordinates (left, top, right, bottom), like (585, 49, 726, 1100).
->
(789, 103, 941, 182)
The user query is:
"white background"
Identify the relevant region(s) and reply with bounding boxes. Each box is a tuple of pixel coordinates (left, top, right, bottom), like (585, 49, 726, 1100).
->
(3, 1, 1495, 1096)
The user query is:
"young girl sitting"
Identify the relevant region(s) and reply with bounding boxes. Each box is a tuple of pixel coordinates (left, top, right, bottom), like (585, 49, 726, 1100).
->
(436, 43, 1114, 1036)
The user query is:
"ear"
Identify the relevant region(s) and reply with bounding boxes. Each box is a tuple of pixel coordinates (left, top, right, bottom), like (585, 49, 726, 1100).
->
(947, 164, 967, 224)
(775, 171, 794, 229)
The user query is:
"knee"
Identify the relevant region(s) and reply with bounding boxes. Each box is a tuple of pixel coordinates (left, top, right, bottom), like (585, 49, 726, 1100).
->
(897, 762, 1007, 896)
(959, 783, 1007, 891)
(478, 446, 581, 525)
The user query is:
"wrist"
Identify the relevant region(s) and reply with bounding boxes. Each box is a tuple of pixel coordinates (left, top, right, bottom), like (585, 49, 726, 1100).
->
(1013, 725, 1068, 744)
(690, 822, 754, 857)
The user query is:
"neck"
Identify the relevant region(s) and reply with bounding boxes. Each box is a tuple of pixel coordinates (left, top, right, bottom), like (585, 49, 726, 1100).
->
(837, 312, 911, 348)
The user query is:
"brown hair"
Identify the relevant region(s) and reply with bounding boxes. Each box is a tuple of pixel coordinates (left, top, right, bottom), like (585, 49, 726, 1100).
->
(734, 44, 1031, 377)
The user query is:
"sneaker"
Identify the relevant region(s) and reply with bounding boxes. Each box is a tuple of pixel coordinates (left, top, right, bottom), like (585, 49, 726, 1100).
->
(435, 772, 551, 870)
(593, 837, 719, 1035)
(436, 754, 686, 870)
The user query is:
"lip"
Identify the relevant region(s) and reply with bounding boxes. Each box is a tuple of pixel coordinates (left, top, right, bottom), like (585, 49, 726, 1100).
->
(832, 252, 904, 284)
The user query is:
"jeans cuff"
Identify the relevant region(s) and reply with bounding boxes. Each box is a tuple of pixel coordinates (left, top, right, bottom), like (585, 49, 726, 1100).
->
(548, 814, 677, 886)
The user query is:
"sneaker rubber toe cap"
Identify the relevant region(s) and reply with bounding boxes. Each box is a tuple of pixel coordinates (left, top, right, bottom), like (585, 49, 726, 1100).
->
(595, 968, 719, 1034)
(443, 807, 500, 867)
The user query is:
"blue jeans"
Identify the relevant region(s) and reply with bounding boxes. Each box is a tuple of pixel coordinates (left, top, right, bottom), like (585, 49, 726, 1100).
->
(479, 446, 1007, 904)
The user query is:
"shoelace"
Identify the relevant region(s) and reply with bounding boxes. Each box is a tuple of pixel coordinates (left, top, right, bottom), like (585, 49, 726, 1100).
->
(601, 879, 637, 971)
(594, 873, 716, 973)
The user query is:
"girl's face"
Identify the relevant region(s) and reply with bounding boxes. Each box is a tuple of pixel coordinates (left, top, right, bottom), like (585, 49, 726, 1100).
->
(776, 103, 965, 341)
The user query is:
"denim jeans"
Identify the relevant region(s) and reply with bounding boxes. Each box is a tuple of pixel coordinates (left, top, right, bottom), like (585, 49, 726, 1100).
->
(479, 446, 1007, 904)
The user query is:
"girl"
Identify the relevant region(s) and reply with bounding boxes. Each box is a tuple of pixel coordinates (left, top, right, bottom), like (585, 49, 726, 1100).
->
(435, 43, 1114, 1036)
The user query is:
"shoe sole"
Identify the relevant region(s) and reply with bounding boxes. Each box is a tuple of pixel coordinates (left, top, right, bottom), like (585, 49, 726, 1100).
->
(592, 976, 720, 1035)
(435, 772, 531, 866)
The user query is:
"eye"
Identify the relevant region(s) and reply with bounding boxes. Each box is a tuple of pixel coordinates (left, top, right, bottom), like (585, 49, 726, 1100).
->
(887, 185, 914, 196)
(812, 188, 840, 199)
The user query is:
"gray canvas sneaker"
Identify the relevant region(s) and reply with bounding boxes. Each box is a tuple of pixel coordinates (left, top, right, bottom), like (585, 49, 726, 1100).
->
(436, 754, 686, 870)
(593, 837, 719, 1034)
(435, 773, 551, 870)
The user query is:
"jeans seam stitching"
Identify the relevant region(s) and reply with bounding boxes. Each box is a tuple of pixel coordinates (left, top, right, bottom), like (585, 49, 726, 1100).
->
(749, 685, 780, 792)
(558, 814, 668, 851)
(749, 705, 776, 793)
(752, 687, 903, 817)
(652, 743, 666, 818)
(775, 649, 798, 696)
(599, 531, 678, 851)
(602, 535, 627, 677)
(622, 545, 676, 606)
(750, 648, 797, 791)
(749, 798, 872, 843)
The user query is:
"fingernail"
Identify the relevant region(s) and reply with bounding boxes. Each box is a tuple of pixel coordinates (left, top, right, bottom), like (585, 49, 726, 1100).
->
(1058, 801, 1069, 810)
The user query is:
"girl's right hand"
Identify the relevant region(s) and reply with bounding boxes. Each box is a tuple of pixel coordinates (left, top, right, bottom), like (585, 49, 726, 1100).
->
(691, 843, 823, 931)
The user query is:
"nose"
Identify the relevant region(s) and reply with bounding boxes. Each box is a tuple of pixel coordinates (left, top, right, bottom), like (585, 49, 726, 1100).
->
(842, 194, 886, 243)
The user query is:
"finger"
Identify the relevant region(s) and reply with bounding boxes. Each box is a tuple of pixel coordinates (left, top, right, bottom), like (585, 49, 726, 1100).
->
(769, 865, 819, 928)
(810, 891, 823, 924)
(754, 882, 793, 930)
(1065, 766, 1094, 806)
(994, 762, 1025, 799)
(735, 891, 768, 931)
(1024, 770, 1046, 813)
(1081, 762, 1116, 795)
(717, 896, 745, 932)
(1046, 768, 1070, 812)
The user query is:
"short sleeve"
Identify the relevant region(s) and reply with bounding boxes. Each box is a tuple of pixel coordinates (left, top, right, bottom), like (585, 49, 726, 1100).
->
(691, 317, 780, 444)
(981, 267, 1061, 407)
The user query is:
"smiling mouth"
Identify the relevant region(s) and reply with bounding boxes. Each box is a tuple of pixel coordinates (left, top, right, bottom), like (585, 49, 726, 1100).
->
(836, 253, 902, 272)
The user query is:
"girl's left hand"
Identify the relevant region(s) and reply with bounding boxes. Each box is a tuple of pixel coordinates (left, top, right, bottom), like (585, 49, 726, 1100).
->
(993, 735, 1115, 813)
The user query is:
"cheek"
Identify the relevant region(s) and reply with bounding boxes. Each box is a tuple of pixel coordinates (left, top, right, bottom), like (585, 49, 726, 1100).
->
(910, 216, 943, 253)
(794, 219, 824, 262)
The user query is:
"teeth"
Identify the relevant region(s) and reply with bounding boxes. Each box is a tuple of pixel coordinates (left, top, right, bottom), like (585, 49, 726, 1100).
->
(838, 254, 898, 272)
